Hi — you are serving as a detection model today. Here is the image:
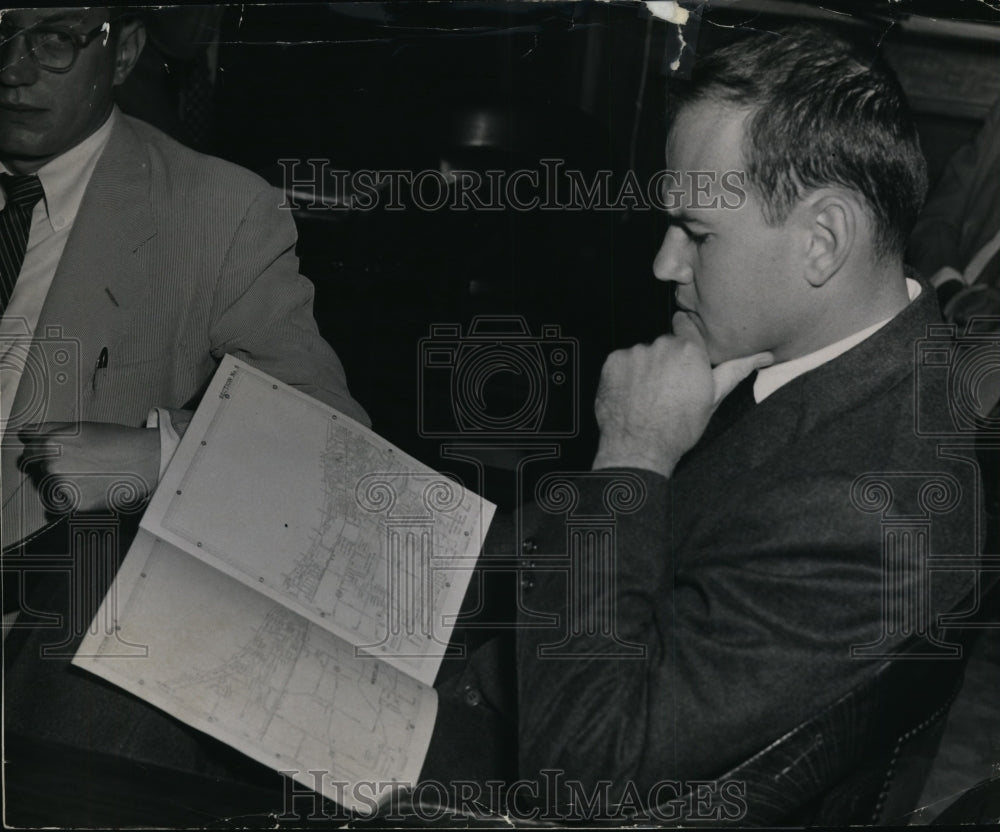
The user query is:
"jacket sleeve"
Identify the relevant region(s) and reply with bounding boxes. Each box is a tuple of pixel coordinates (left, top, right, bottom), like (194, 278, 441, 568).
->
(206, 184, 370, 426)
(512, 465, 971, 809)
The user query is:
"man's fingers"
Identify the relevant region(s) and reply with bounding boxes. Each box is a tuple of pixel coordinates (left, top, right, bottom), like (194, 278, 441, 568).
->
(712, 351, 774, 404)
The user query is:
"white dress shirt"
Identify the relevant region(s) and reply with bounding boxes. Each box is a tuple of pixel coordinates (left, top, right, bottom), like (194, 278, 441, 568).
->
(0, 108, 118, 440)
(754, 278, 922, 403)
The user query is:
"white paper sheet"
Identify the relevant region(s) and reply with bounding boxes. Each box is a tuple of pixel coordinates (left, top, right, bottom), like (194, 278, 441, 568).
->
(142, 356, 494, 686)
(74, 530, 438, 813)
(74, 356, 496, 812)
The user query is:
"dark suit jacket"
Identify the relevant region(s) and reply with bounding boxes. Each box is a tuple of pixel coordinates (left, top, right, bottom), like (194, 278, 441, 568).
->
(3, 281, 982, 824)
(427, 280, 982, 813)
(908, 96, 1000, 278)
(1, 113, 368, 550)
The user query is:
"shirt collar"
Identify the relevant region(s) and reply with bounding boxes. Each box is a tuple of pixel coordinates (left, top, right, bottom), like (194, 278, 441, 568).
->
(0, 106, 117, 233)
(754, 278, 923, 403)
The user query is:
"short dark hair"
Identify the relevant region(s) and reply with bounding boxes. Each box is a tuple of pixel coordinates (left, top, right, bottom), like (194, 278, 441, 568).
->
(668, 24, 927, 260)
(109, 6, 141, 35)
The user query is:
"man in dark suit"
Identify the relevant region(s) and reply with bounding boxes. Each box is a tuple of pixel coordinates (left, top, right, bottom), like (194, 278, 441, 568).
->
(423, 23, 984, 820)
(0, 7, 368, 554)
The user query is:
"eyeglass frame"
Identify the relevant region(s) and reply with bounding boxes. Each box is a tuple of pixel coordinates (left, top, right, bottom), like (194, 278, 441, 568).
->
(0, 22, 110, 74)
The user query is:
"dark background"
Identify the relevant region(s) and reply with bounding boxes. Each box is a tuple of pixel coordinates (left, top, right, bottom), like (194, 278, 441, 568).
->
(118, 0, 1000, 507)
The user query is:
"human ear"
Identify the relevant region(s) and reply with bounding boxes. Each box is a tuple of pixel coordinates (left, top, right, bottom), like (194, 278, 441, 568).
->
(113, 19, 147, 86)
(803, 191, 855, 288)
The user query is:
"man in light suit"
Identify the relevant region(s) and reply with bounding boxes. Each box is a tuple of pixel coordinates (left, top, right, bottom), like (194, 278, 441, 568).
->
(1, 7, 369, 819)
(0, 7, 368, 559)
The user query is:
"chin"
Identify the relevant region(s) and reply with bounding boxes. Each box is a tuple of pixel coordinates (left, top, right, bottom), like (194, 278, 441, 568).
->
(0, 132, 42, 161)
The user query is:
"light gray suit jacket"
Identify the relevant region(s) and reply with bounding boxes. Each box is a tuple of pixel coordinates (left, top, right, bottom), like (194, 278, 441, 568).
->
(1, 114, 368, 550)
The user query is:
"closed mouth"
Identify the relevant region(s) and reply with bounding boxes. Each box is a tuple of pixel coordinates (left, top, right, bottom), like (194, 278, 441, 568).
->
(0, 102, 44, 112)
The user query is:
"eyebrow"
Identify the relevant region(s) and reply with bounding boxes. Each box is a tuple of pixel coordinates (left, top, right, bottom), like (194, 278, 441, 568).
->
(0, 15, 82, 29)
(666, 210, 712, 230)
(35, 13, 92, 28)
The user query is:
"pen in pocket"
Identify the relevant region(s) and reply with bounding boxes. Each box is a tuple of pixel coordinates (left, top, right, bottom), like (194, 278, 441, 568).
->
(92, 347, 109, 392)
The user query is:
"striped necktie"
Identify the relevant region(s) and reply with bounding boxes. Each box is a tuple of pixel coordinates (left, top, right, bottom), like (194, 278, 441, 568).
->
(0, 173, 45, 317)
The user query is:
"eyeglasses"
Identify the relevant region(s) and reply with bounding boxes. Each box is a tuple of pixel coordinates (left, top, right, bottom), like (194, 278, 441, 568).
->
(0, 23, 108, 73)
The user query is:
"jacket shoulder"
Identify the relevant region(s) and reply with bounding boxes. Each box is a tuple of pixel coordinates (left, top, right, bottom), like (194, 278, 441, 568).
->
(120, 114, 278, 207)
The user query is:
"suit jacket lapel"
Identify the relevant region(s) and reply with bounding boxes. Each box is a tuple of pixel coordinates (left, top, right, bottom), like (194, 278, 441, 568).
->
(27, 116, 156, 422)
(792, 279, 940, 437)
(3, 117, 157, 548)
(673, 280, 942, 499)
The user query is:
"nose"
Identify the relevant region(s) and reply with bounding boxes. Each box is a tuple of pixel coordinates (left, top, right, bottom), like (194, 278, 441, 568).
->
(0, 34, 41, 87)
(653, 226, 693, 284)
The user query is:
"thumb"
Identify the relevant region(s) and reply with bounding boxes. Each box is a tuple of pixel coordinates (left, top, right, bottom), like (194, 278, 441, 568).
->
(671, 310, 704, 347)
(711, 351, 774, 405)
